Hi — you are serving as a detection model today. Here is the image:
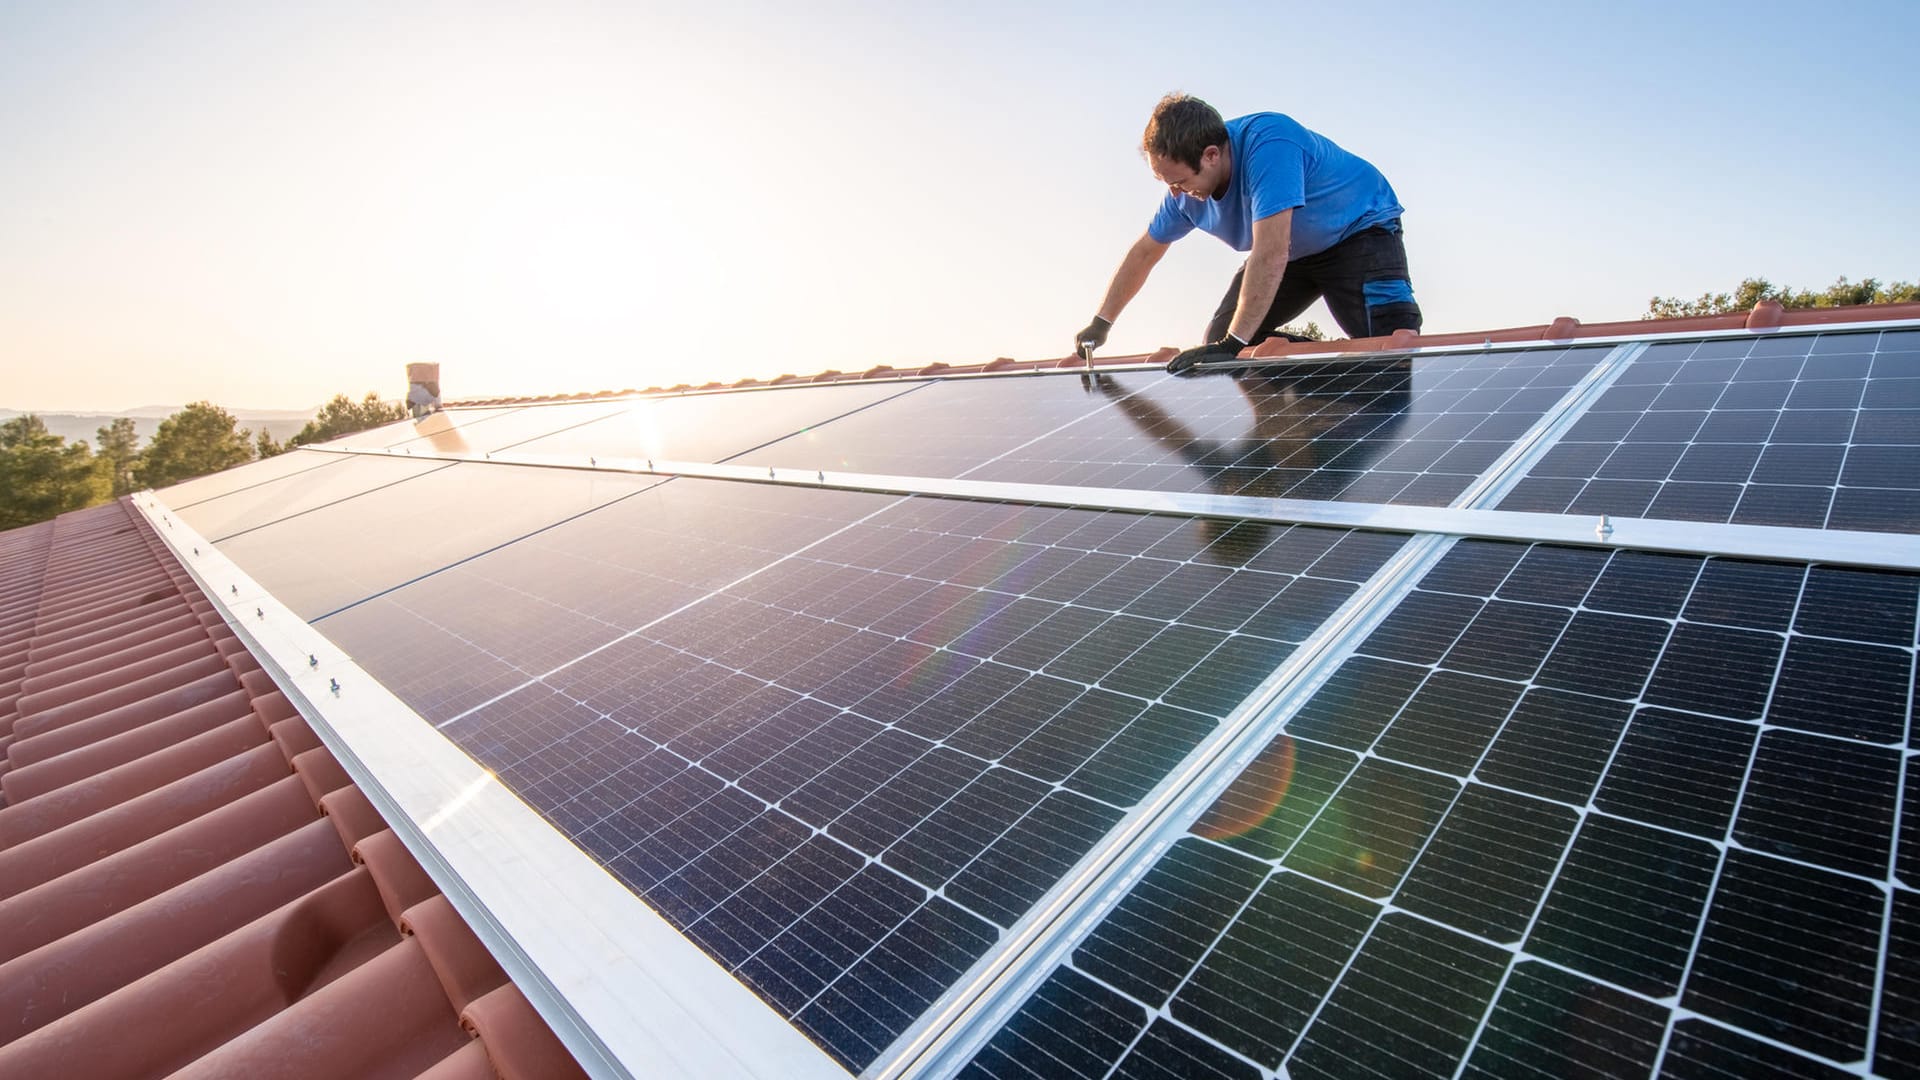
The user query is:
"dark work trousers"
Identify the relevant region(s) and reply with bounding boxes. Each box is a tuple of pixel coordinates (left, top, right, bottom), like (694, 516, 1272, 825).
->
(1203, 222, 1423, 344)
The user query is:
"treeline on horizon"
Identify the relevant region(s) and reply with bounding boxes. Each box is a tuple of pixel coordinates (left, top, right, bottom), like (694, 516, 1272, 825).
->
(0, 393, 406, 530)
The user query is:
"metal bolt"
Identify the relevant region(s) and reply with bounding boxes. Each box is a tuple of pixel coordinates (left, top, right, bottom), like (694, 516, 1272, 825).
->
(646, 458, 654, 471)
(230, 583, 237, 594)
(590, 456, 597, 467)
(1596, 514, 1614, 539)
(769, 466, 776, 479)
(818, 470, 825, 483)
(255, 607, 264, 619)
(329, 677, 341, 695)
(309, 654, 319, 668)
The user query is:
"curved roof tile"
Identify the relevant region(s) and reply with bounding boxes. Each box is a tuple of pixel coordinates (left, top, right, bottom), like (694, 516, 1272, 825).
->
(0, 500, 589, 1080)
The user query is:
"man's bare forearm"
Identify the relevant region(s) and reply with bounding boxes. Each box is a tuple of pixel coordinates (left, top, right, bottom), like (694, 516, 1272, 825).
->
(1096, 232, 1169, 322)
(1227, 210, 1294, 341)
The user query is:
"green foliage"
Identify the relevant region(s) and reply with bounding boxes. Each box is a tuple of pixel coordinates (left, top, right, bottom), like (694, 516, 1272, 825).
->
(0, 415, 110, 529)
(138, 401, 254, 489)
(1277, 321, 1326, 341)
(291, 392, 407, 447)
(96, 416, 141, 497)
(255, 428, 287, 459)
(1647, 276, 1920, 319)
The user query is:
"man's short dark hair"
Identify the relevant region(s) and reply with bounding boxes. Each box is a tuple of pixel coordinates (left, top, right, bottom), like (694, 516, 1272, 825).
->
(1142, 93, 1228, 170)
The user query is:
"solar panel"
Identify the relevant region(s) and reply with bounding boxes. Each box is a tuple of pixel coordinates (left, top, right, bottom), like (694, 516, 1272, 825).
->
(323, 404, 530, 450)
(315, 398, 639, 456)
(154, 447, 350, 509)
(169, 320, 1919, 1077)
(300, 476, 1409, 1069)
(962, 536, 1916, 1078)
(1499, 329, 1920, 532)
(502, 381, 925, 462)
(172, 454, 455, 540)
(212, 462, 662, 618)
(732, 347, 1607, 507)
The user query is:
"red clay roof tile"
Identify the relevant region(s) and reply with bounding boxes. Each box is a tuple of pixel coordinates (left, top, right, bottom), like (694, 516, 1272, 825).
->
(431, 301, 1920, 408)
(0, 499, 590, 1080)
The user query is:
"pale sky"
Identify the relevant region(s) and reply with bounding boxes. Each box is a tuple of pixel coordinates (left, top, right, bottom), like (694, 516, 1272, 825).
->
(4, 0, 1916, 412)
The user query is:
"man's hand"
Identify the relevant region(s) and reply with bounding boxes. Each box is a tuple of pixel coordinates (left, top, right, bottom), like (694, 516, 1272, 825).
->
(1166, 334, 1248, 375)
(1075, 316, 1113, 360)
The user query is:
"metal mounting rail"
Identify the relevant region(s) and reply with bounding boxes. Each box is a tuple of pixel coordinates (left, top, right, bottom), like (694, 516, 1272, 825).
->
(300, 446, 1920, 572)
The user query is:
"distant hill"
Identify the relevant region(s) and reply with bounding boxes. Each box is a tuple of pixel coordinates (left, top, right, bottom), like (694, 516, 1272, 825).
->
(0, 407, 317, 448)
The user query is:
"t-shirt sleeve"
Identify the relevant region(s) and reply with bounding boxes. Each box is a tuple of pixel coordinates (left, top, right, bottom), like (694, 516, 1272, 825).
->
(1146, 194, 1195, 244)
(1243, 128, 1307, 222)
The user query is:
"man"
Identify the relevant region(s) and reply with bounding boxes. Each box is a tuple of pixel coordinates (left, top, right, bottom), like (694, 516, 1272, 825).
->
(1075, 94, 1422, 374)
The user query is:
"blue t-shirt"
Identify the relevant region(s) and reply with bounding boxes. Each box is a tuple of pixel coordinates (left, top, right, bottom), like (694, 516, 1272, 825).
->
(1147, 113, 1403, 258)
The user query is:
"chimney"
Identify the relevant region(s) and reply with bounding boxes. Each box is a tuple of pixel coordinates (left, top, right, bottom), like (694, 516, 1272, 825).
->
(406, 362, 441, 418)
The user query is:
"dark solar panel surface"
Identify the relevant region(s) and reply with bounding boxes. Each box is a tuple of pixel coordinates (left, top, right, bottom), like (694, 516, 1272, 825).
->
(181, 324, 1918, 1077)
(738, 348, 1607, 506)
(964, 536, 1918, 1079)
(1499, 329, 1920, 532)
(312, 477, 1408, 1070)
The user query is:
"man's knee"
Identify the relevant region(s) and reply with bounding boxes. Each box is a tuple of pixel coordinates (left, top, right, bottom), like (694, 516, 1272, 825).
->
(1363, 279, 1422, 335)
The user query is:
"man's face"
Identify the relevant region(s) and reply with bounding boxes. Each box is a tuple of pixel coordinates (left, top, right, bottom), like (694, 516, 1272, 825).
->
(1150, 145, 1228, 200)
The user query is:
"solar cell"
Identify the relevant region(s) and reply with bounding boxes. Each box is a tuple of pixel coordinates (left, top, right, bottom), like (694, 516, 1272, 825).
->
(1498, 330, 1920, 531)
(1461, 962, 1668, 1079)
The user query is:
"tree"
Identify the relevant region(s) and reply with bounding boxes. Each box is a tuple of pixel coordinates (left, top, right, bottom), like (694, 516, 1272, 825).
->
(291, 392, 407, 447)
(96, 416, 141, 497)
(1648, 275, 1920, 319)
(138, 401, 254, 489)
(256, 428, 288, 459)
(0, 415, 109, 529)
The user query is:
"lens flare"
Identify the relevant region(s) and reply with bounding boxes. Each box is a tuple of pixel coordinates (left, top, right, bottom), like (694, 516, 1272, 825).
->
(1193, 735, 1297, 842)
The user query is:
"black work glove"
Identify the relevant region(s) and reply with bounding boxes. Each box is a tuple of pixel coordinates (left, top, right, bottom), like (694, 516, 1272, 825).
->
(1166, 333, 1248, 375)
(1074, 315, 1113, 360)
